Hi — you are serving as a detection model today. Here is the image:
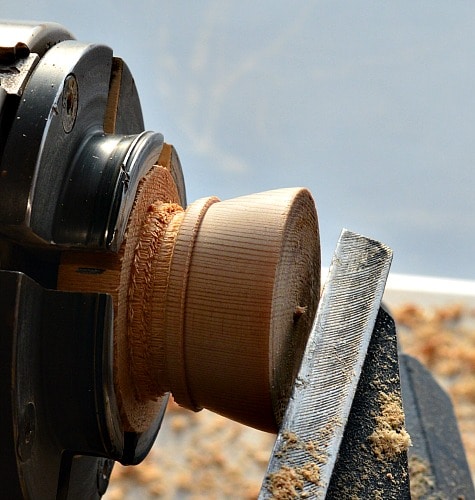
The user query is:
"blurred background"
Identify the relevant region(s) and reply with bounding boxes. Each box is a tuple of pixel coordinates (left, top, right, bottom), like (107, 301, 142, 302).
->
(3, 1, 475, 279)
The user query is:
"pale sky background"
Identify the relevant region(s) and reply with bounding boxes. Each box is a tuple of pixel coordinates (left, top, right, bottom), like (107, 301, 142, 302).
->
(3, 2, 475, 279)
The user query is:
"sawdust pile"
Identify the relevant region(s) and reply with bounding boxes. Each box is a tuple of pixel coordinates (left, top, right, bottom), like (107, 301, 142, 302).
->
(266, 430, 323, 499)
(395, 303, 475, 474)
(369, 391, 412, 460)
(268, 461, 320, 499)
(268, 466, 303, 499)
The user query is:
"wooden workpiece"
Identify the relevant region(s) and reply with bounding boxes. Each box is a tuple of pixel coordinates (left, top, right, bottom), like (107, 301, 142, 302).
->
(58, 156, 321, 434)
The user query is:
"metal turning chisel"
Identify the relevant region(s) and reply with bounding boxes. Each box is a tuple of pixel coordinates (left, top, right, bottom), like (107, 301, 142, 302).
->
(259, 229, 394, 498)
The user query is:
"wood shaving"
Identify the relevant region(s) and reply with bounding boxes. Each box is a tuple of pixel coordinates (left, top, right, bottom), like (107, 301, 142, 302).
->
(268, 461, 320, 500)
(269, 466, 304, 499)
(369, 391, 412, 460)
(299, 461, 321, 484)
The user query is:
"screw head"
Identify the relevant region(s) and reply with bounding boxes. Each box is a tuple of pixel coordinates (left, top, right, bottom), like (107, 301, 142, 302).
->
(61, 74, 78, 133)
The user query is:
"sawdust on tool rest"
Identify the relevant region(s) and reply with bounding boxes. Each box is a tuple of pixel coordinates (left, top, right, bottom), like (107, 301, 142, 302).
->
(369, 391, 412, 460)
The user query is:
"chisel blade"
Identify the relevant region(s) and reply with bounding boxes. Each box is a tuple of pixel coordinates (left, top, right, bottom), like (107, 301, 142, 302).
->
(259, 229, 392, 499)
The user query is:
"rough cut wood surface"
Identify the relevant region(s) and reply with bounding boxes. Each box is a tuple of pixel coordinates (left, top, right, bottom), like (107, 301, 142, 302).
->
(58, 162, 182, 432)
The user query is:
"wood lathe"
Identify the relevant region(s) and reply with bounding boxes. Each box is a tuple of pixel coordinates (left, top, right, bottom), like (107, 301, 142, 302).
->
(0, 21, 473, 499)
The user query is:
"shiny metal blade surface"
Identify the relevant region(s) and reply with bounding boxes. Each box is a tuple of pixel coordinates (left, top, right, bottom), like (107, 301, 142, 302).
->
(259, 229, 392, 499)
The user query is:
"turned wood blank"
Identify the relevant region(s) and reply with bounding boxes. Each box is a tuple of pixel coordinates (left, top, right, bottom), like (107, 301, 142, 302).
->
(59, 168, 320, 434)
